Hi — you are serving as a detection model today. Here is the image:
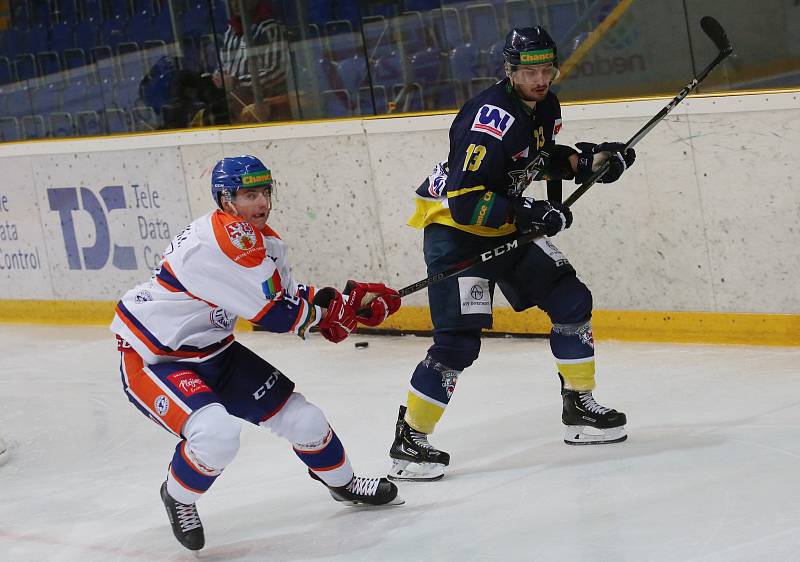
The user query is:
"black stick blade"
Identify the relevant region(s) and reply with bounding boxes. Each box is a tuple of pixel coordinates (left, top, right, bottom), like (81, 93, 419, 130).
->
(700, 16, 732, 54)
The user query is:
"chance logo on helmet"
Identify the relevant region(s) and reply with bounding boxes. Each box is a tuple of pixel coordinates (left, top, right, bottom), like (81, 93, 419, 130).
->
(211, 155, 273, 206)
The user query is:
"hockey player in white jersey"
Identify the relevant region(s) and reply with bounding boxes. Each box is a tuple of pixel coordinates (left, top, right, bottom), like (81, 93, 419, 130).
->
(110, 155, 403, 551)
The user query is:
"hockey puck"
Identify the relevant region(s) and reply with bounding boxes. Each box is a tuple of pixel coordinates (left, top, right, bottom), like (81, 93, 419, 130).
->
(354, 341, 369, 349)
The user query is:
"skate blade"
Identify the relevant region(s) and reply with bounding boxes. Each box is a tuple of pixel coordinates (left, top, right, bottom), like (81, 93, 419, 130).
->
(387, 459, 445, 482)
(338, 495, 405, 507)
(564, 424, 627, 445)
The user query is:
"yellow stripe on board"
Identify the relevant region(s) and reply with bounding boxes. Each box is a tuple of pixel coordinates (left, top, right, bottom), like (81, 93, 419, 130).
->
(375, 307, 800, 347)
(0, 300, 253, 331)
(0, 301, 796, 345)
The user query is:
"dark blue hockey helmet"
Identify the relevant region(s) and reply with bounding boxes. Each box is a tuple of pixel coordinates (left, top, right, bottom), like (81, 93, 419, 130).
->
(211, 155, 273, 207)
(503, 26, 558, 68)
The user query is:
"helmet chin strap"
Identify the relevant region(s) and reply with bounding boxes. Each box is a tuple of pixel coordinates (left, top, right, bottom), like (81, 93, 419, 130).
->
(221, 191, 241, 216)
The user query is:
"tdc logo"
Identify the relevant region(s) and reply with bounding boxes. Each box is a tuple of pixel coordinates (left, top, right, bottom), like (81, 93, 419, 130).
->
(47, 186, 137, 270)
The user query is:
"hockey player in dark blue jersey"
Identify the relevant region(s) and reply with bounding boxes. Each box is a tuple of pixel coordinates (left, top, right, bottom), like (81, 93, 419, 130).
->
(388, 27, 637, 481)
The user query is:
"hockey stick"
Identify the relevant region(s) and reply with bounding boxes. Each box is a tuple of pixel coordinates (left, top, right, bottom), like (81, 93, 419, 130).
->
(563, 16, 733, 207)
(391, 16, 733, 300)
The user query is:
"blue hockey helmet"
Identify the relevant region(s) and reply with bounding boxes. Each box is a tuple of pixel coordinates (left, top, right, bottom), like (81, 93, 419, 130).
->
(503, 26, 558, 68)
(211, 155, 273, 207)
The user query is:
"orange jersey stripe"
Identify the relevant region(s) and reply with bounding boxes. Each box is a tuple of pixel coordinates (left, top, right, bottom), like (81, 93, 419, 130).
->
(122, 350, 190, 435)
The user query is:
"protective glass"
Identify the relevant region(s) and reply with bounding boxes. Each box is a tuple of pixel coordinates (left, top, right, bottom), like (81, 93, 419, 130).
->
(509, 63, 559, 84)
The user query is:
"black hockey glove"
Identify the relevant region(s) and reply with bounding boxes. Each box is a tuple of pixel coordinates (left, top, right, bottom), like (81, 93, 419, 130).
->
(575, 142, 636, 184)
(513, 197, 573, 237)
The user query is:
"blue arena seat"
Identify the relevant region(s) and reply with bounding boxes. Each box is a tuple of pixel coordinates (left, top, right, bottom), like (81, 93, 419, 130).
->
(63, 48, 87, 72)
(423, 79, 462, 110)
(466, 3, 501, 50)
(27, 24, 49, 54)
(81, 0, 105, 22)
(358, 85, 388, 115)
(396, 11, 427, 56)
(50, 21, 76, 51)
(117, 42, 145, 80)
(1, 27, 25, 58)
(129, 105, 159, 131)
(48, 112, 75, 137)
(0, 57, 13, 85)
(506, 0, 540, 28)
(447, 42, 482, 82)
(153, 7, 176, 42)
(105, 107, 129, 133)
(362, 15, 394, 60)
(108, 0, 129, 19)
(128, 9, 155, 46)
(403, 0, 439, 11)
(321, 88, 351, 117)
(103, 15, 128, 49)
(14, 53, 39, 83)
(37, 51, 63, 77)
(76, 109, 103, 135)
(181, 2, 210, 40)
(469, 76, 498, 97)
(74, 19, 102, 53)
(21, 114, 47, 139)
(429, 7, 464, 51)
(324, 19, 358, 62)
(410, 47, 441, 82)
(370, 51, 403, 91)
(392, 82, 423, 112)
(545, 0, 581, 43)
(335, 56, 368, 93)
(0, 117, 22, 141)
(486, 39, 506, 79)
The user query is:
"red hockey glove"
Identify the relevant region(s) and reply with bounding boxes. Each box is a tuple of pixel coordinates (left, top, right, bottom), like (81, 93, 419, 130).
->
(312, 287, 357, 343)
(344, 280, 402, 327)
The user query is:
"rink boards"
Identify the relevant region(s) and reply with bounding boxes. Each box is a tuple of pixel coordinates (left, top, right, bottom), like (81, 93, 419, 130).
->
(0, 90, 797, 345)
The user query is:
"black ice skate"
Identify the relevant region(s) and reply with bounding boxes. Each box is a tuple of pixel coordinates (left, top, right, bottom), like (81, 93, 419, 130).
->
(388, 405, 450, 481)
(309, 469, 404, 506)
(561, 379, 627, 445)
(160, 481, 205, 550)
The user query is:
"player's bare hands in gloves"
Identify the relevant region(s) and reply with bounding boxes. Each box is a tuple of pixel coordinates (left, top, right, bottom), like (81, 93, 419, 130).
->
(513, 198, 573, 237)
(575, 142, 636, 184)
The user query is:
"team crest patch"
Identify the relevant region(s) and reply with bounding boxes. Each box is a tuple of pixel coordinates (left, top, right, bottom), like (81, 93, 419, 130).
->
(226, 221, 257, 250)
(553, 118, 562, 136)
(210, 307, 233, 329)
(167, 371, 212, 397)
(154, 395, 170, 417)
(441, 369, 459, 399)
(471, 104, 515, 140)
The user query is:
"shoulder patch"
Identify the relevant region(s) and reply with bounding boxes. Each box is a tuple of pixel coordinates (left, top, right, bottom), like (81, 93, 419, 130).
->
(471, 104, 515, 140)
(211, 211, 266, 267)
(554, 118, 562, 137)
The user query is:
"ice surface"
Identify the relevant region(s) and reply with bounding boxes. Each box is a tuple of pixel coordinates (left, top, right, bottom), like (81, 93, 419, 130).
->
(1, 325, 799, 561)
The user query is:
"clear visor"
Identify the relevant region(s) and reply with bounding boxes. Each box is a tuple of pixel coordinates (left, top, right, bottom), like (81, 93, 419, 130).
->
(507, 63, 558, 84)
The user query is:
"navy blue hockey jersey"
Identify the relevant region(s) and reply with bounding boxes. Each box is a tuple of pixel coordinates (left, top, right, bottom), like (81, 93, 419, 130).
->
(409, 78, 565, 237)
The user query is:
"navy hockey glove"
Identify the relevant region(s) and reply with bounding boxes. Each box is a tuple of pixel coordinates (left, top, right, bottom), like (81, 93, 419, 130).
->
(312, 287, 357, 343)
(513, 197, 573, 237)
(575, 142, 636, 184)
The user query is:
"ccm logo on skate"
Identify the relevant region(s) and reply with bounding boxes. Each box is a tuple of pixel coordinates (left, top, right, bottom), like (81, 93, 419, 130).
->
(480, 240, 518, 261)
(167, 371, 212, 397)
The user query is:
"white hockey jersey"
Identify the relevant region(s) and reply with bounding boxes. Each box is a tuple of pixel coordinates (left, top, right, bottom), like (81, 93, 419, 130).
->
(110, 210, 321, 364)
